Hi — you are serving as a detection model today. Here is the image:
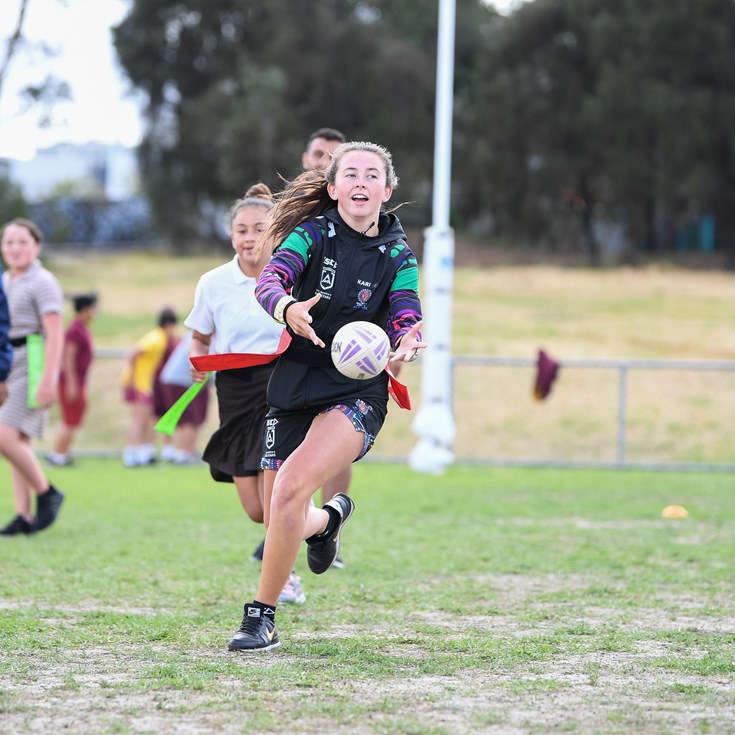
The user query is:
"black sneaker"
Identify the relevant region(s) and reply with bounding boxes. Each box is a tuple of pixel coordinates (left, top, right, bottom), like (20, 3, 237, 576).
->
(228, 604, 280, 651)
(249, 538, 265, 563)
(33, 486, 65, 532)
(306, 493, 354, 575)
(0, 514, 34, 536)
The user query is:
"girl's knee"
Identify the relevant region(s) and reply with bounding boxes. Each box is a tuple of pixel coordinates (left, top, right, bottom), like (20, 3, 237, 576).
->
(245, 507, 264, 524)
(271, 476, 310, 512)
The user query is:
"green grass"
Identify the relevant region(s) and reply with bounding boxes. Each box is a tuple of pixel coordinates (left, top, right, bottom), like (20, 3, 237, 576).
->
(1, 462, 733, 733)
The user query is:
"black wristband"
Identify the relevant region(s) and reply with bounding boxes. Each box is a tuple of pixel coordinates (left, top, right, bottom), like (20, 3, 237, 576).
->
(282, 300, 296, 324)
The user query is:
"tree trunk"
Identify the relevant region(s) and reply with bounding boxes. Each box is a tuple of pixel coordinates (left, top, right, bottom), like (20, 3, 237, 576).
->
(0, 0, 29, 101)
(578, 176, 600, 267)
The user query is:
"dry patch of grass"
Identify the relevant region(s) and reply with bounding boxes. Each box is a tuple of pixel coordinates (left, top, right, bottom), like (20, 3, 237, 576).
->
(2, 573, 733, 735)
(39, 252, 735, 464)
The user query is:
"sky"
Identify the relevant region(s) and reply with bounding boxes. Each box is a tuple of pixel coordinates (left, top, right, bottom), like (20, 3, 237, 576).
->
(0, 0, 143, 160)
(0, 0, 526, 162)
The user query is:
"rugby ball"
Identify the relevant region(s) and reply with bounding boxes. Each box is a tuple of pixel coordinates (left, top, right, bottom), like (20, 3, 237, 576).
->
(331, 321, 390, 380)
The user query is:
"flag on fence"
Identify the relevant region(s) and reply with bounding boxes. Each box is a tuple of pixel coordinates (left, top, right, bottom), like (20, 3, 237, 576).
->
(534, 349, 560, 401)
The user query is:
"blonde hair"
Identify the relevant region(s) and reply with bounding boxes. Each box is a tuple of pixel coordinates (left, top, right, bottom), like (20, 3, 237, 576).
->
(262, 142, 399, 252)
(227, 183, 274, 232)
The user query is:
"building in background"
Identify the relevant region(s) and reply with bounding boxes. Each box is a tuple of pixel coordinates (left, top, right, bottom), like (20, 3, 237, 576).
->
(0, 143, 156, 245)
(6, 143, 139, 201)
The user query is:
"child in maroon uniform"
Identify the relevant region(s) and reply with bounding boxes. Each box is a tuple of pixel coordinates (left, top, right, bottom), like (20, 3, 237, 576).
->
(46, 294, 97, 467)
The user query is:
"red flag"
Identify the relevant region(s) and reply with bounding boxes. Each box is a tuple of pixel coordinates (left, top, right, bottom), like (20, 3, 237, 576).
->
(191, 330, 412, 408)
(386, 365, 411, 410)
(190, 331, 292, 372)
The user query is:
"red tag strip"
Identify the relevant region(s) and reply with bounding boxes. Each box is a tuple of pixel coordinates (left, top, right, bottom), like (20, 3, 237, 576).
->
(386, 365, 411, 410)
(190, 330, 292, 372)
(191, 330, 412, 409)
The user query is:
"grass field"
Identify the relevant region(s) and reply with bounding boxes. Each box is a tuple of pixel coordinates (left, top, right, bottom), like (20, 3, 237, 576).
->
(1, 461, 733, 734)
(35, 250, 735, 465)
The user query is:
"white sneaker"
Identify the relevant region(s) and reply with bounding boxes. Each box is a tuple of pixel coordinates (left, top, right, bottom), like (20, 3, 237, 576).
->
(161, 444, 179, 463)
(173, 451, 201, 466)
(45, 451, 73, 467)
(135, 444, 157, 465)
(122, 446, 139, 468)
(278, 572, 306, 605)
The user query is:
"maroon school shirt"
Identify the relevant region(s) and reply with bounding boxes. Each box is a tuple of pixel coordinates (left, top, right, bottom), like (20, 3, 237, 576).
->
(60, 318, 93, 387)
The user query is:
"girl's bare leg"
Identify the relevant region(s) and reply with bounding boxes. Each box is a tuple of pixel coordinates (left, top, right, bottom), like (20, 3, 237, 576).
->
(234, 475, 264, 523)
(255, 410, 362, 606)
(0, 426, 49, 496)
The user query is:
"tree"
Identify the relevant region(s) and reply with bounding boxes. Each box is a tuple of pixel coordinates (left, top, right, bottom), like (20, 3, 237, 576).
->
(0, 175, 27, 223)
(0, 0, 30, 101)
(114, 0, 735, 262)
(469, 0, 735, 263)
(113, 0, 498, 242)
(0, 0, 72, 135)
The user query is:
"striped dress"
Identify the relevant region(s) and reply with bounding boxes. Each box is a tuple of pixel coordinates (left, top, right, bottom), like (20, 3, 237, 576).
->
(0, 260, 64, 438)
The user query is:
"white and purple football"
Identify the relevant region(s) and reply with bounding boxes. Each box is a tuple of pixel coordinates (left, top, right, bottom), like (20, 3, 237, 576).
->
(331, 321, 390, 380)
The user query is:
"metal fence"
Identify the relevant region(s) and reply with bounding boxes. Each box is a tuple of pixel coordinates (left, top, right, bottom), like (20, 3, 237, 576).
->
(446, 355, 735, 472)
(49, 350, 735, 472)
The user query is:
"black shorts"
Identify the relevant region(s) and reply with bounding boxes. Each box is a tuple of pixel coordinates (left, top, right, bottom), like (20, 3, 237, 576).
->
(260, 398, 387, 470)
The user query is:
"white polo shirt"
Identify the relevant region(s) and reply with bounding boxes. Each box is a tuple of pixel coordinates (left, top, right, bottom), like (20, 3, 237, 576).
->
(184, 255, 284, 355)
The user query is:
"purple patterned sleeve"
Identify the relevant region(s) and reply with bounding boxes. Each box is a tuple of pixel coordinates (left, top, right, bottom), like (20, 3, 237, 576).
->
(255, 229, 311, 317)
(386, 256, 422, 348)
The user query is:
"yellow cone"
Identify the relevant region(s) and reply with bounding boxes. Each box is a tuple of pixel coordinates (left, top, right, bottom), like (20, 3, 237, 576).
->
(661, 505, 689, 519)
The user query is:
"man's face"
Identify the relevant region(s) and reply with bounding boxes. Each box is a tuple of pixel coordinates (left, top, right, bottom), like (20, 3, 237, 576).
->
(302, 137, 342, 172)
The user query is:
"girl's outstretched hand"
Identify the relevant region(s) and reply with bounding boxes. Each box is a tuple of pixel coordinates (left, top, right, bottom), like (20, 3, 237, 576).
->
(285, 293, 325, 348)
(389, 320, 427, 364)
(190, 367, 209, 383)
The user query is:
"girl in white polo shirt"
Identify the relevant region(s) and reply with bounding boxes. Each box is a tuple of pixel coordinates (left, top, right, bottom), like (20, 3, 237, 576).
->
(185, 184, 305, 604)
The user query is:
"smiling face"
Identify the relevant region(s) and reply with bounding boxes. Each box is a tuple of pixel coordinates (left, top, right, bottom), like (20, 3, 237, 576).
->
(1, 222, 42, 276)
(327, 150, 393, 234)
(231, 204, 270, 277)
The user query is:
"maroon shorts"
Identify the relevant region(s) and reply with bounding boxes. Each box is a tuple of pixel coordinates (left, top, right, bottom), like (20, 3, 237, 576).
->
(123, 386, 154, 406)
(157, 383, 209, 425)
(59, 382, 88, 428)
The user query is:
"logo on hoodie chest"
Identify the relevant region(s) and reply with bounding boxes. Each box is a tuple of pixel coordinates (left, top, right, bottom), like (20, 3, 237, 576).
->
(354, 278, 376, 310)
(318, 257, 336, 299)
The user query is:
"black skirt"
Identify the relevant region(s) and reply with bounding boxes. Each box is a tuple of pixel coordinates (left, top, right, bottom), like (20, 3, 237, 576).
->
(203, 363, 274, 482)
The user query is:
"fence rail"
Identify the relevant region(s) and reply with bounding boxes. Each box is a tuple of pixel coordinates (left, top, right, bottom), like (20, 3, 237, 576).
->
(57, 350, 735, 473)
(449, 355, 735, 472)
